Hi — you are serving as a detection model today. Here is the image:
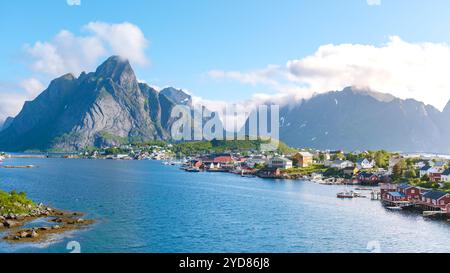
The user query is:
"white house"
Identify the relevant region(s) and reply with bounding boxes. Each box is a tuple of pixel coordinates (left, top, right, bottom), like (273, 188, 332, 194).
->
(268, 157, 293, 170)
(414, 161, 427, 169)
(245, 158, 267, 168)
(441, 168, 450, 182)
(330, 160, 354, 169)
(419, 166, 431, 178)
(356, 158, 375, 169)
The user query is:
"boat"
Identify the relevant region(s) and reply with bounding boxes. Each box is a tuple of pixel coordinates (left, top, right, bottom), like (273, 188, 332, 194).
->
(386, 206, 403, 211)
(185, 167, 200, 173)
(337, 191, 354, 199)
(355, 187, 373, 191)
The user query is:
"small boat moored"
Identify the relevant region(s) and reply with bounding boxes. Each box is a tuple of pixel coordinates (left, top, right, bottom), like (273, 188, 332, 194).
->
(337, 191, 354, 199)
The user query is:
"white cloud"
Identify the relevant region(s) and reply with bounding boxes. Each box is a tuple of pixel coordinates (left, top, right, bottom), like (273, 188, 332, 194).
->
(208, 36, 450, 111)
(207, 65, 281, 86)
(24, 22, 149, 77)
(85, 22, 149, 66)
(367, 0, 381, 6)
(67, 0, 81, 6)
(20, 78, 45, 98)
(0, 78, 44, 122)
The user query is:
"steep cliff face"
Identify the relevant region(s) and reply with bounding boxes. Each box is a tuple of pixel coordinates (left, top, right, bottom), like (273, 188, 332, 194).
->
(0, 117, 14, 132)
(0, 56, 190, 151)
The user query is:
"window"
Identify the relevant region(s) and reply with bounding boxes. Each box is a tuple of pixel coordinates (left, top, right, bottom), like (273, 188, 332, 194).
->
(411, 190, 415, 194)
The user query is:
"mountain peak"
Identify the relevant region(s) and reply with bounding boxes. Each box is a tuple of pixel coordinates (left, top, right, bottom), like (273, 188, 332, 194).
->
(160, 87, 192, 106)
(342, 86, 395, 103)
(95, 56, 136, 87)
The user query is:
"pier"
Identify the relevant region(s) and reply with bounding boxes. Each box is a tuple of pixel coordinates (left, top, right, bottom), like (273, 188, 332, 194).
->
(370, 190, 381, 200)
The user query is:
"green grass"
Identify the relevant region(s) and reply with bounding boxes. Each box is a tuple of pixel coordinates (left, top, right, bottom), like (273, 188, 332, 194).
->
(0, 190, 36, 215)
(283, 164, 327, 175)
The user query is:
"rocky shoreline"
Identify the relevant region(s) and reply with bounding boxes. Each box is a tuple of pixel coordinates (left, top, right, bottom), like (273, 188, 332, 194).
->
(0, 203, 94, 243)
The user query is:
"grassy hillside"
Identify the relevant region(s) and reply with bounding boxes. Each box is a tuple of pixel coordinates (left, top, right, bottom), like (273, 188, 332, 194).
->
(172, 139, 297, 155)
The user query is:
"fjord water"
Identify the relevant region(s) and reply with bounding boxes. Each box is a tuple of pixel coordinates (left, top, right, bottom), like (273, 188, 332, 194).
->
(1, 158, 449, 253)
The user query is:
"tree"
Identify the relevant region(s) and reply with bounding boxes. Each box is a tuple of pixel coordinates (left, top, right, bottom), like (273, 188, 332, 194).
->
(405, 166, 417, 179)
(421, 174, 430, 182)
(392, 159, 406, 181)
(374, 150, 390, 168)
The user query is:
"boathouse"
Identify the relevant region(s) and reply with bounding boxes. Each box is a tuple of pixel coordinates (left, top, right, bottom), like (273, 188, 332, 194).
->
(383, 191, 407, 202)
(397, 184, 422, 201)
(357, 172, 380, 185)
(419, 191, 450, 210)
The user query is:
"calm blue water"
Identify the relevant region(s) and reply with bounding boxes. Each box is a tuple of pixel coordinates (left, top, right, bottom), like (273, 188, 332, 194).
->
(0, 158, 449, 253)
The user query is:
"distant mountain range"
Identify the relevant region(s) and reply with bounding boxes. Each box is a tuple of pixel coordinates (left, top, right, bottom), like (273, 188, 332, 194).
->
(276, 87, 450, 153)
(1, 56, 450, 153)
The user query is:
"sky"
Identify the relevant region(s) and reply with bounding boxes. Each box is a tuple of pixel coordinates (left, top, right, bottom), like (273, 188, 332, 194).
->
(2, 0, 450, 122)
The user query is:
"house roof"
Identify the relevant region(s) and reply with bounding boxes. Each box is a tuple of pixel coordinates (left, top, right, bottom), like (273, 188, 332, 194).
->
(420, 166, 431, 171)
(297, 152, 313, 157)
(356, 158, 369, 164)
(434, 161, 446, 167)
(271, 157, 292, 163)
(332, 160, 352, 164)
(397, 184, 411, 190)
(442, 168, 450, 176)
(387, 192, 406, 198)
(422, 190, 448, 200)
(213, 156, 234, 163)
(359, 172, 377, 178)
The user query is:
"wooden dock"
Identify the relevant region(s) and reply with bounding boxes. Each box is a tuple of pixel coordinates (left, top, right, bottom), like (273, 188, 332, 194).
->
(371, 191, 381, 200)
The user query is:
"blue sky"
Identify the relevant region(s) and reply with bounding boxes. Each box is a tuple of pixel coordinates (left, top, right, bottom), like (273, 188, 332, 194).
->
(2, 0, 450, 120)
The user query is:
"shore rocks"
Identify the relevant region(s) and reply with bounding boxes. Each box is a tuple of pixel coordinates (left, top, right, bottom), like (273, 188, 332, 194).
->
(3, 220, 20, 228)
(1, 203, 94, 243)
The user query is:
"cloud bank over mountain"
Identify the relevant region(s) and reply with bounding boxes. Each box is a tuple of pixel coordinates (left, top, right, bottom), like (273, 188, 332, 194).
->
(208, 36, 450, 111)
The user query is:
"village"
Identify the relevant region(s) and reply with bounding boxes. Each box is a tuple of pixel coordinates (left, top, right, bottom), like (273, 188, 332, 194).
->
(2, 141, 450, 221)
(177, 147, 450, 220)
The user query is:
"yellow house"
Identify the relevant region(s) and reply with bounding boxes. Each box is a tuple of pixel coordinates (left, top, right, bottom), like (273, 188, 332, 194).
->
(293, 152, 313, 167)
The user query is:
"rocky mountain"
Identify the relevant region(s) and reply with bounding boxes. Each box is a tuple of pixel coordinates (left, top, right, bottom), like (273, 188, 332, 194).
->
(0, 117, 14, 132)
(0, 56, 192, 151)
(273, 87, 450, 153)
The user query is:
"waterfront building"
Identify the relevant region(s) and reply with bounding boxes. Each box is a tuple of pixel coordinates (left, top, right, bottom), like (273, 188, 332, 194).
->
(383, 191, 407, 202)
(397, 184, 422, 201)
(420, 191, 450, 210)
(268, 157, 293, 170)
(293, 152, 313, 167)
(328, 160, 354, 169)
(356, 172, 381, 185)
